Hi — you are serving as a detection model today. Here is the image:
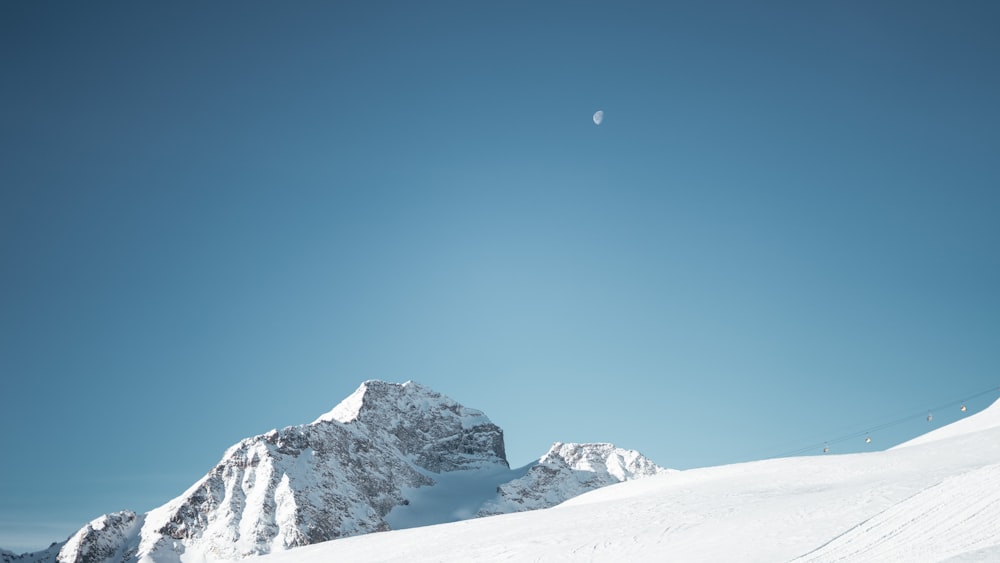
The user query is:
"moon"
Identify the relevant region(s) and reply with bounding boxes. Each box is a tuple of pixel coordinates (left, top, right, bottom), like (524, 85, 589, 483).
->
(593, 110, 604, 125)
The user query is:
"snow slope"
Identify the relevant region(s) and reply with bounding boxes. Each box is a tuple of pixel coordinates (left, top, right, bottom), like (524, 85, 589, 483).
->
(243, 397, 1000, 563)
(893, 395, 1000, 449)
(794, 462, 1000, 561)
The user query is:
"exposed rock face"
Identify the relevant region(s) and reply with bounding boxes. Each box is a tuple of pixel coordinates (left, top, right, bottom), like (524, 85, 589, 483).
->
(313, 380, 507, 472)
(478, 442, 671, 516)
(136, 381, 509, 561)
(140, 423, 421, 559)
(19, 381, 668, 562)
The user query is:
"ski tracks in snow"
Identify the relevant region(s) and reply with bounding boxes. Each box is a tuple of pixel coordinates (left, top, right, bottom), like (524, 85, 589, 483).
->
(793, 463, 1000, 562)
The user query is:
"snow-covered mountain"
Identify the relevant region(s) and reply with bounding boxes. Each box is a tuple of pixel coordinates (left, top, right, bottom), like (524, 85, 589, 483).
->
(132, 380, 513, 561)
(237, 395, 1000, 562)
(6, 380, 666, 562)
(478, 442, 672, 516)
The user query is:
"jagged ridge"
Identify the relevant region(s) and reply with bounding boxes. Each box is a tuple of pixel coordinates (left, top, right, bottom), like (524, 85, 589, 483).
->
(478, 442, 671, 516)
(12, 381, 667, 562)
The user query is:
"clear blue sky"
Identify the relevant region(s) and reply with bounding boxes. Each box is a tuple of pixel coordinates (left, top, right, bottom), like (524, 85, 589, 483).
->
(2, 1, 998, 553)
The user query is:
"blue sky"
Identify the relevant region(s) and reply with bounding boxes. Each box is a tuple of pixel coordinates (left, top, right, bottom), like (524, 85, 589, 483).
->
(2, 1, 999, 552)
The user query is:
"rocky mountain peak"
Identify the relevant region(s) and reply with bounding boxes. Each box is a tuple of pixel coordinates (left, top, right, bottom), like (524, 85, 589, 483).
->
(315, 380, 484, 426)
(314, 380, 507, 471)
(478, 442, 669, 517)
(542, 442, 668, 481)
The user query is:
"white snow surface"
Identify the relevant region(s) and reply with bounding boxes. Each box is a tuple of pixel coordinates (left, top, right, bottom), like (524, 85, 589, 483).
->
(385, 464, 532, 530)
(241, 397, 1000, 563)
(312, 383, 367, 424)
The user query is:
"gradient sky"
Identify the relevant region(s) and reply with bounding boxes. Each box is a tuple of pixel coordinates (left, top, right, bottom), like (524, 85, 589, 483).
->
(2, 1, 999, 553)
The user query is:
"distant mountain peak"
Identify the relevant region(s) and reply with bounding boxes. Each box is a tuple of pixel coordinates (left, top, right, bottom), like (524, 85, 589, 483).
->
(478, 442, 670, 517)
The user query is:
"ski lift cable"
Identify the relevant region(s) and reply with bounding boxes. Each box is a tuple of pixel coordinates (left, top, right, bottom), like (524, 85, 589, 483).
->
(777, 385, 999, 457)
(775, 385, 1000, 458)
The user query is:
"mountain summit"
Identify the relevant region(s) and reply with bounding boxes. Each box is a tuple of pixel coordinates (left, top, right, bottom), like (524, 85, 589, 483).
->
(10, 381, 666, 562)
(312, 380, 507, 471)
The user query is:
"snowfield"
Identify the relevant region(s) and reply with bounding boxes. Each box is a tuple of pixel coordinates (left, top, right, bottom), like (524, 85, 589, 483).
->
(239, 397, 1000, 563)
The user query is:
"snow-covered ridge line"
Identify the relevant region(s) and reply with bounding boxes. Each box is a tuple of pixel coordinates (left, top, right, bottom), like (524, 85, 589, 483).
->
(892, 394, 1000, 450)
(313, 380, 494, 431)
(16, 380, 667, 562)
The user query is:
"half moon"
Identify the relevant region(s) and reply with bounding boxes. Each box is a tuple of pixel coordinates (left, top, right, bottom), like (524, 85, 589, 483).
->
(593, 110, 604, 125)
